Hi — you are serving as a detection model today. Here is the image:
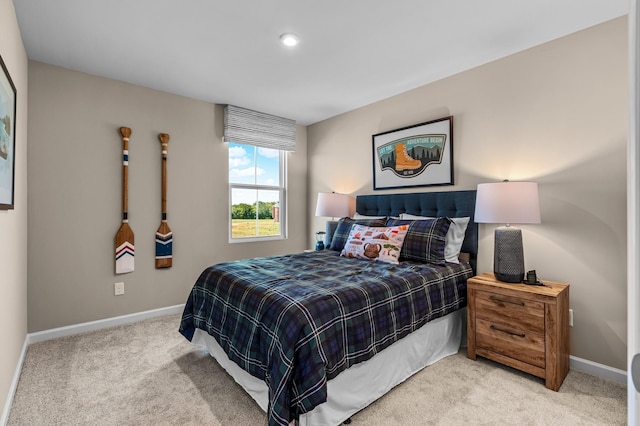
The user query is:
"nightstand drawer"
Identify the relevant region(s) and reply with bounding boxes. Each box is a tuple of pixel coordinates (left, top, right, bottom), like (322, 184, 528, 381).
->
(475, 290, 545, 334)
(475, 318, 545, 368)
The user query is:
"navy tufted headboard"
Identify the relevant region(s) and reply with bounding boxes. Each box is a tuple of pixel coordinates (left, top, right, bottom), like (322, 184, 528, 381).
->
(353, 190, 478, 272)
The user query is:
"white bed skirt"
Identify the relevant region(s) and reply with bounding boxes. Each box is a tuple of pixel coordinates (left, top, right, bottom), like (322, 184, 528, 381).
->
(192, 308, 465, 426)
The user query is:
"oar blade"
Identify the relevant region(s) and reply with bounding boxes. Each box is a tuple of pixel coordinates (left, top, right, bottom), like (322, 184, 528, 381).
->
(155, 221, 172, 268)
(115, 222, 135, 274)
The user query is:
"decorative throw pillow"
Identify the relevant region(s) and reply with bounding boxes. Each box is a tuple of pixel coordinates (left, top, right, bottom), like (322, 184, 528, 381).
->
(340, 224, 409, 264)
(386, 217, 451, 265)
(399, 214, 470, 264)
(329, 217, 387, 251)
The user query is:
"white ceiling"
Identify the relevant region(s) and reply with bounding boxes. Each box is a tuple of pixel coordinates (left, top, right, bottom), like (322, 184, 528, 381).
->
(13, 0, 628, 125)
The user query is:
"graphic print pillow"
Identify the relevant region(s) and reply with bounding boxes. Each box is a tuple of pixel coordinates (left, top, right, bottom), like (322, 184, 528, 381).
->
(329, 217, 387, 251)
(340, 224, 409, 264)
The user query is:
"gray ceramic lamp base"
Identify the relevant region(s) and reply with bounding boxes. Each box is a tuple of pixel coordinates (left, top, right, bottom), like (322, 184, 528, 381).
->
(494, 226, 525, 283)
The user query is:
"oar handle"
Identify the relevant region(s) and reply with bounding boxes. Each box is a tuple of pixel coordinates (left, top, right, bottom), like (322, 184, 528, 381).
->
(158, 133, 170, 218)
(119, 127, 132, 222)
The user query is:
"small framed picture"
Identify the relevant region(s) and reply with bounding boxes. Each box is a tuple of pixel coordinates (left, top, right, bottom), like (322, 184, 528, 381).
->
(372, 116, 453, 190)
(0, 54, 17, 210)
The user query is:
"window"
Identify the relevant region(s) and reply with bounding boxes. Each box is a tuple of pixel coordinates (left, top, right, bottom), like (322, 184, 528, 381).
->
(229, 142, 286, 241)
(224, 104, 295, 242)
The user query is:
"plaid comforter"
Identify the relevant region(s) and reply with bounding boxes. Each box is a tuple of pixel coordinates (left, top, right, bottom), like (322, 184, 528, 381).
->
(179, 250, 472, 426)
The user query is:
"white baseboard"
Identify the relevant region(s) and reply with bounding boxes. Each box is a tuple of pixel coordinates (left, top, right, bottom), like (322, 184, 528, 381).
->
(1, 336, 28, 426)
(28, 304, 185, 344)
(570, 355, 627, 384)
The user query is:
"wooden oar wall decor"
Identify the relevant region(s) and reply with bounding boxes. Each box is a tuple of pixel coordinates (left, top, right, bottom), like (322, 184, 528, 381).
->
(115, 127, 135, 274)
(155, 133, 173, 268)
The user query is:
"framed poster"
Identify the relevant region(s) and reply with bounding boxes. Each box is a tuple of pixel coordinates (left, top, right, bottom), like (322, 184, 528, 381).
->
(0, 54, 16, 210)
(372, 116, 453, 191)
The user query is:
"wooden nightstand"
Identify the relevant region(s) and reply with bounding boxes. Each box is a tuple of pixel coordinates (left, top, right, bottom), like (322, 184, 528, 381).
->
(467, 272, 570, 391)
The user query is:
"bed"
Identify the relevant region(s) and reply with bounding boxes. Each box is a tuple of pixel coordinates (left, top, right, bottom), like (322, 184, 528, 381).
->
(180, 190, 478, 426)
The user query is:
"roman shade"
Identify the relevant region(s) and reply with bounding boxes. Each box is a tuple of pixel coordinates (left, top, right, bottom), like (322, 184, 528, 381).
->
(223, 105, 296, 151)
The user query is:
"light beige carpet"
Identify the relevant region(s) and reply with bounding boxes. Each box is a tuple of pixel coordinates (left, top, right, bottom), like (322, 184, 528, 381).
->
(8, 314, 626, 425)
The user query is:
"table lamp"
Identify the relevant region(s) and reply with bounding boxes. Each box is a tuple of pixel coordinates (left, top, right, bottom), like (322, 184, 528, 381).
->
(474, 181, 541, 283)
(315, 192, 352, 249)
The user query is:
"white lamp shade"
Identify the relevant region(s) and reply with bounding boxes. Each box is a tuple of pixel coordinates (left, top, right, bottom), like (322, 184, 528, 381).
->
(475, 181, 541, 224)
(315, 192, 352, 218)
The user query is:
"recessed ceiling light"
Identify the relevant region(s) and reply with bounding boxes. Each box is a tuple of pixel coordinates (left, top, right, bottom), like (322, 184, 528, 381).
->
(279, 33, 300, 47)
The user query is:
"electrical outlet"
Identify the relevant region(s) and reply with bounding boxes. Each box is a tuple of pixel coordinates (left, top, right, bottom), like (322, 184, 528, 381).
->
(569, 309, 574, 327)
(114, 282, 125, 296)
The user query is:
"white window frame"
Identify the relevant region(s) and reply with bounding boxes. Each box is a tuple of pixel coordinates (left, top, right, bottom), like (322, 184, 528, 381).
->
(228, 147, 287, 243)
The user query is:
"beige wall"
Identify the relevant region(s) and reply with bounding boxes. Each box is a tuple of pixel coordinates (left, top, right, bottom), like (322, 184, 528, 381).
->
(0, 0, 28, 417)
(27, 62, 307, 332)
(308, 18, 628, 369)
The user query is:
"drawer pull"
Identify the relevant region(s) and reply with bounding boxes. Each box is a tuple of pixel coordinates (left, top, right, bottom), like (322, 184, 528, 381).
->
(489, 295, 525, 306)
(490, 325, 525, 338)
